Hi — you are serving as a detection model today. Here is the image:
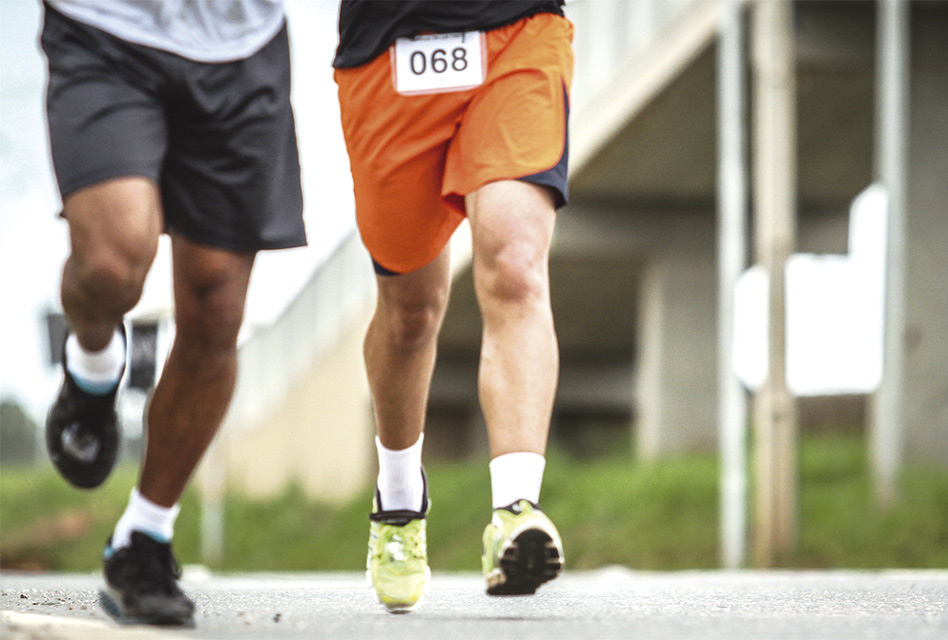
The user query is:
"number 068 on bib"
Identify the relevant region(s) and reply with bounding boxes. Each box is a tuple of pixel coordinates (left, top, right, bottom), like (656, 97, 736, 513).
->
(391, 31, 486, 95)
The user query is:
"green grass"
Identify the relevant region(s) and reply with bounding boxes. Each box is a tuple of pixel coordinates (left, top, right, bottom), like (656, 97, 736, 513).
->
(2, 434, 947, 572)
(797, 436, 948, 568)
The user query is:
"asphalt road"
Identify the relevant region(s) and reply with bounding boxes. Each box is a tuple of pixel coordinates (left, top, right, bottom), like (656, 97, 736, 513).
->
(2, 568, 947, 639)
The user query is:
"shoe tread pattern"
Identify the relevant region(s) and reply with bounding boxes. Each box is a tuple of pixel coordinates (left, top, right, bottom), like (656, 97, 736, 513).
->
(487, 528, 563, 596)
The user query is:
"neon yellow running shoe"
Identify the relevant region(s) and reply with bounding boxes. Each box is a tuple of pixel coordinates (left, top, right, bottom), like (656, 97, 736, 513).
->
(366, 488, 430, 613)
(482, 499, 564, 595)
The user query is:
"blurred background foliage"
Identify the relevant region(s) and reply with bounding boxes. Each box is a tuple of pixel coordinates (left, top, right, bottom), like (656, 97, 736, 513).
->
(3, 426, 947, 573)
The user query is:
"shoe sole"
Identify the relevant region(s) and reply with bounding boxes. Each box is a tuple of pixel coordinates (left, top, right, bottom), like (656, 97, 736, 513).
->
(378, 594, 426, 614)
(487, 528, 563, 596)
(46, 409, 120, 489)
(99, 588, 195, 628)
(366, 567, 430, 613)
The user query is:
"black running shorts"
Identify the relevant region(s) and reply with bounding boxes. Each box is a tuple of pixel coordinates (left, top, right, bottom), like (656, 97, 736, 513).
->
(41, 5, 306, 252)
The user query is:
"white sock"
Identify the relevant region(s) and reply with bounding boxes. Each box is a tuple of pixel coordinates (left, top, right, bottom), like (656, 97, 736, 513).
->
(376, 433, 425, 512)
(489, 452, 546, 509)
(110, 488, 180, 551)
(65, 327, 125, 394)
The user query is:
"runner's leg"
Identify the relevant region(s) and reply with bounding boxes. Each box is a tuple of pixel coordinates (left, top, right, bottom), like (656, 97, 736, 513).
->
(466, 180, 558, 459)
(137, 232, 255, 507)
(469, 179, 564, 596)
(365, 249, 452, 451)
(60, 177, 162, 351)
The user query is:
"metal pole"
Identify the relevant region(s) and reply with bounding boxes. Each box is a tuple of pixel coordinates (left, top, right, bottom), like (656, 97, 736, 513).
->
(200, 437, 226, 566)
(717, 0, 749, 570)
(751, 0, 798, 567)
(871, 0, 909, 508)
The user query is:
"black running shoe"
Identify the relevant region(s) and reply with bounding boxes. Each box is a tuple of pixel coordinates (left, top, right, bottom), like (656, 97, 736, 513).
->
(99, 531, 195, 627)
(46, 328, 125, 489)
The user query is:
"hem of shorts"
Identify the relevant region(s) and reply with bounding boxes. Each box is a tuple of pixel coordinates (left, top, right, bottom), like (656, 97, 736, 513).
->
(165, 223, 308, 253)
(361, 211, 461, 275)
(367, 237, 452, 275)
(443, 169, 567, 214)
(58, 167, 161, 202)
(516, 174, 568, 209)
(372, 260, 401, 276)
(368, 245, 444, 276)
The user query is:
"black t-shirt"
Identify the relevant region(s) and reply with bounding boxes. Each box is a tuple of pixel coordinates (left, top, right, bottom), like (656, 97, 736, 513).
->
(333, 0, 565, 69)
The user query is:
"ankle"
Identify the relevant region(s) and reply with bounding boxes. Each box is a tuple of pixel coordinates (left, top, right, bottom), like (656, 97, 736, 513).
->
(111, 488, 179, 551)
(376, 434, 425, 512)
(65, 327, 126, 394)
(489, 452, 545, 509)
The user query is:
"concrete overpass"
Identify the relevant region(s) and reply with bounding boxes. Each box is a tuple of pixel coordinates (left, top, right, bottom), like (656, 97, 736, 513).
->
(202, 0, 948, 504)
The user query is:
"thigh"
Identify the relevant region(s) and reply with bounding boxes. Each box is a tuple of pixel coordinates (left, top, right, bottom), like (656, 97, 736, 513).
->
(466, 180, 557, 269)
(42, 5, 168, 201)
(335, 56, 467, 275)
(63, 178, 164, 268)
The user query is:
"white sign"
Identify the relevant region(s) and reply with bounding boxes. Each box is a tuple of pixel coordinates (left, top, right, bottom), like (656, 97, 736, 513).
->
(732, 185, 888, 396)
(392, 31, 485, 95)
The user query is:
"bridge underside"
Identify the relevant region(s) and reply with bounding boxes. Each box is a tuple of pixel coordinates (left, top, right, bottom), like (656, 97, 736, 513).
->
(427, 1, 948, 463)
(213, 1, 948, 505)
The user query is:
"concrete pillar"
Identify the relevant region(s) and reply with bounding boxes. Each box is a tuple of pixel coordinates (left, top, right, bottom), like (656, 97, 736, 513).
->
(751, 0, 798, 565)
(635, 218, 718, 459)
(292, 314, 376, 500)
(871, 0, 910, 507)
(903, 13, 948, 463)
(221, 309, 375, 503)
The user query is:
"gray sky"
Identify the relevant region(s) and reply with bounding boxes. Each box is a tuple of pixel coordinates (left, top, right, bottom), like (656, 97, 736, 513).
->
(0, 0, 355, 424)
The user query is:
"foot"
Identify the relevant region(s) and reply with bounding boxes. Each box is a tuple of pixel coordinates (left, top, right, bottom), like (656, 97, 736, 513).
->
(99, 531, 195, 627)
(482, 499, 563, 595)
(45, 328, 125, 489)
(366, 479, 431, 613)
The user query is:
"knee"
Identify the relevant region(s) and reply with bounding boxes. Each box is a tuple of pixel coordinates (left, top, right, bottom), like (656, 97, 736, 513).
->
(476, 243, 548, 307)
(69, 240, 154, 310)
(174, 281, 247, 355)
(378, 293, 448, 352)
(63, 179, 161, 309)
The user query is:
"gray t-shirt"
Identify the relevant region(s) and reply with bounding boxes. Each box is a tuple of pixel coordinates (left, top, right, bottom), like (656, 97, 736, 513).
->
(47, 0, 286, 62)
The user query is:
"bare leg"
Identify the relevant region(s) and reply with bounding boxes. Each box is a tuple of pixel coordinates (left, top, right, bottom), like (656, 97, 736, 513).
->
(466, 180, 559, 459)
(363, 250, 449, 612)
(60, 177, 162, 350)
(48, 178, 162, 488)
(138, 233, 255, 507)
(364, 250, 452, 451)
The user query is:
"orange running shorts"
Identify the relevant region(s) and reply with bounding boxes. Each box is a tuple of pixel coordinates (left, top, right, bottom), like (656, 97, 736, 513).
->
(335, 12, 574, 274)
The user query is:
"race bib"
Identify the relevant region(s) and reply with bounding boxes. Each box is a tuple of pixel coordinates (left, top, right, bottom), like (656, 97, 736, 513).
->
(392, 31, 486, 95)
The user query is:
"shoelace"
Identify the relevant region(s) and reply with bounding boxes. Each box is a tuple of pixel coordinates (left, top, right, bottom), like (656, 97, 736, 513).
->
(120, 537, 184, 595)
(377, 522, 425, 562)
